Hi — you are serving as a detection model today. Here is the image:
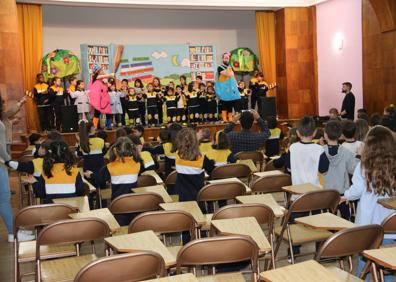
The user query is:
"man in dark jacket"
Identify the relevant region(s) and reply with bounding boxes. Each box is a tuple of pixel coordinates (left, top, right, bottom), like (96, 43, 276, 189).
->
(340, 82, 355, 120)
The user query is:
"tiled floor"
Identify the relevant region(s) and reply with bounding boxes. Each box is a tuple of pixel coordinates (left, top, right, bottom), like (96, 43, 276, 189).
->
(0, 173, 330, 282)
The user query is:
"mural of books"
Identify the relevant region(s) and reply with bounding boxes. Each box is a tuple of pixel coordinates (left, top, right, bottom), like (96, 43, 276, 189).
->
(189, 44, 216, 82)
(81, 44, 113, 84)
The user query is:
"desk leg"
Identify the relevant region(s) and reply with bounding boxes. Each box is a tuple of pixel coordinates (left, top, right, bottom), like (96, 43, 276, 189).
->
(371, 262, 379, 282)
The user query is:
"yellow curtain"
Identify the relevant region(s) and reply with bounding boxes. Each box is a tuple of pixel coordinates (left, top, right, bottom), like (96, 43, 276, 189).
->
(17, 3, 42, 132)
(255, 11, 277, 97)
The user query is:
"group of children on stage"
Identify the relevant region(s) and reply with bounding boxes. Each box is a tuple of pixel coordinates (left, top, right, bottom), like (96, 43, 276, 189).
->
(33, 71, 272, 132)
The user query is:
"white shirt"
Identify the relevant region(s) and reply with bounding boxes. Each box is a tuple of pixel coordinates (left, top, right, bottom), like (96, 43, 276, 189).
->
(341, 140, 363, 155)
(290, 142, 324, 186)
(344, 163, 395, 239)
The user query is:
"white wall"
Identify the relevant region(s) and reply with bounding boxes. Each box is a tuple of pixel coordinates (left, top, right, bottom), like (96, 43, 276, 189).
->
(42, 5, 258, 64)
(316, 0, 363, 116)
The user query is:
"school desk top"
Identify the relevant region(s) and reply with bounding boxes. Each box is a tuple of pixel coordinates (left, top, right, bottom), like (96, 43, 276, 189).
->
(236, 194, 286, 218)
(132, 185, 173, 203)
(105, 230, 176, 267)
(141, 170, 164, 184)
(282, 183, 323, 195)
(69, 208, 120, 232)
(207, 177, 251, 194)
(260, 260, 361, 282)
(144, 273, 198, 282)
(363, 247, 396, 270)
(53, 196, 90, 212)
(237, 159, 258, 173)
(211, 217, 272, 254)
(295, 212, 356, 231)
(253, 170, 284, 178)
(160, 201, 206, 226)
(196, 272, 246, 282)
(378, 197, 396, 210)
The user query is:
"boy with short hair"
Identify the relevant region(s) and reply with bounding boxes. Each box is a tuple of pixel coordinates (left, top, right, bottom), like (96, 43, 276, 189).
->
(289, 116, 329, 187)
(328, 108, 339, 120)
(341, 120, 363, 155)
(323, 120, 359, 219)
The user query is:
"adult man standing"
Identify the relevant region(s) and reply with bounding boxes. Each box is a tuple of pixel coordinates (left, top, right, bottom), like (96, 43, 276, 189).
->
(340, 82, 355, 120)
(224, 109, 270, 155)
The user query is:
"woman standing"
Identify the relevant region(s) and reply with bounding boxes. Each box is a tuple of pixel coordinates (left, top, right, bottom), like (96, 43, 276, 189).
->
(88, 64, 114, 129)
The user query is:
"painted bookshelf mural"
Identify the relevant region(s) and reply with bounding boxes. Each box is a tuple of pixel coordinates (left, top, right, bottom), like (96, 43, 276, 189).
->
(80, 43, 216, 85)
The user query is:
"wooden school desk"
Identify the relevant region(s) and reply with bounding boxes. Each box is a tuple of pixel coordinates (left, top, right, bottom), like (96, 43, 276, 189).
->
(378, 197, 396, 210)
(105, 230, 176, 268)
(282, 183, 323, 205)
(211, 217, 271, 254)
(53, 196, 90, 212)
(196, 272, 246, 282)
(133, 185, 173, 203)
(363, 246, 396, 270)
(252, 170, 284, 179)
(260, 260, 362, 282)
(207, 178, 252, 194)
(237, 159, 258, 173)
(295, 212, 356, 231)
(144, 273, 198, 282)
(142, 170, 164, 185)
(236, 194, 286, 218)
(69, 208, 120, 232)
(160, 201, 207, 226)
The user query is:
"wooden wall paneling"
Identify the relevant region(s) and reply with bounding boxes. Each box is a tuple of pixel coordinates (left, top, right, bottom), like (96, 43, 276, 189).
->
(363, 0, 396, 114)
(368, 0, 396, 32)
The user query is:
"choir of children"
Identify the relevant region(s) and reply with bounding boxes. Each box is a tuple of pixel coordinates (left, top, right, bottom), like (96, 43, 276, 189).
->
(33, 73, 277, 132)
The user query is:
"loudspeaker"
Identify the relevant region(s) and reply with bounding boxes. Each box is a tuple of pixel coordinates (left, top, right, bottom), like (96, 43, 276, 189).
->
(259, 97, 277, 118)
(61, 105, 79, 133)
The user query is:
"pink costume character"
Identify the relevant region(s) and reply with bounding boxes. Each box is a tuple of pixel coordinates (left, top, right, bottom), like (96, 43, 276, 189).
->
(88, 64, 112, 128)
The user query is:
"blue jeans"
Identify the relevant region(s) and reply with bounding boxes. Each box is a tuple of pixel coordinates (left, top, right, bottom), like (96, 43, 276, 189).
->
(357, 239, 395, 281)
(0, 166, 13, 234)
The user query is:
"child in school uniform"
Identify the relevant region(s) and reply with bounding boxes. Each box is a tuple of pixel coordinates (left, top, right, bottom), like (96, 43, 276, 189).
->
(26, 133, 42, 155)
(206, 86, 218, 122)
(108, 82, 124, 128)
(175, 85, 187, 123)
(28, 140, 83, 203)
(132, 125, 145, 145)
(145, 83, 159, 126)
(265, 116, 284, 157)
(77, 121, 106, 187)
(206, 130, 236, 167)
(197, 83, 208, 122)
(273, 128, 299, 172)
(153, 77, 164, 124)
(198, 128, 212, 155)
(342, 126, 396, 281)
(164, 87, 179, 123)
(48, 77, 66, 131)
(186, 82, 200, 124)
(341, 120, 364, 156)
(323, 120, 359, 220)
(70, 80, 90, 121)
(175, 128, 215, 201)
(130, 136, 158, 171)
(33, 73, 51, 131)
(119, 79, 129, 126)
(238, 80, 250, 111)
(134, 79, 146, 126)
(126, 87, 141, 126)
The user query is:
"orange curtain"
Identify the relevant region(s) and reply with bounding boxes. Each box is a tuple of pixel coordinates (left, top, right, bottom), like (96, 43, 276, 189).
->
(17, 3, 42, 132)
(255, 11, 277, 97)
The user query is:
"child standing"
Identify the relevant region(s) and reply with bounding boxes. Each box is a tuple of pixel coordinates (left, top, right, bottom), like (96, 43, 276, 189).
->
(134, 79, 146, 126)
(145, 83, 159, 126)
(164, 87, 179, 123)
(175, 85, 187, 123)
(33, 73, 51, 131)
(265, 116, 284, 157)
(238, 81, 250, 111)
(48, 77, 65, 131)
(186, 82, 200, 123)
(70, 80, 90, 121)
(342, 126, 396, 281)
(126, 88, 141, 126)
(153, 77, 164, 124)
(249, 72, 268, 111)
(323, 120, 359, 220)
(206, 86, 218, 122)
(341, 120, 364, 155)
(108, 82, 124, 128)
(197, 83, 208, 122)
(175, 128, 215, 201)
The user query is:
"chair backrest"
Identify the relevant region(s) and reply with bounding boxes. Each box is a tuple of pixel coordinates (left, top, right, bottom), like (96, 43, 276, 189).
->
(315, 225, 384, 261)
(212, 204, 275, 227)
(176, 235, 259, 274)
(109, 192, 164, 215)
(197, 182, 246, 202)
(287, 189, 340, 216)
(74, 251, 166, 282)
(36, 218, 110, 256)
(235, 151, 264, 169)
(381, 211, 396, 234)
(128, 210, 197, 239)
(164, 170, 177, 188)
(250, 173, 291, 194)
(211, 164, 251, 180)
(137, 175, 157, 188)
(14, 203, 77, 233)
(263, 159, 277, 171)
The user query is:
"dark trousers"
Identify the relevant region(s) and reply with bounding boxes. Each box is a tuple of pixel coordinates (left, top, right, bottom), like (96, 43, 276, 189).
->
(188, 106, 200, 123)
(37, 106, 53, 131)
(167, 108, 177, 123)
(138, 102, 146, 125)
(207, 100, 217, 121)
(53, 101, 63, 131)
(147, 107, 159, 125)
